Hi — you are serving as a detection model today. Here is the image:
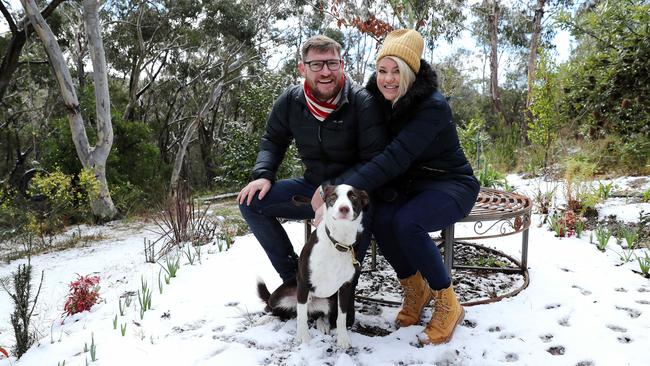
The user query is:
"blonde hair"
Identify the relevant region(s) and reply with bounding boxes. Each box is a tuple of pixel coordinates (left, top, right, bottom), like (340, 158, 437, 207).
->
(379, 56, 416, 105)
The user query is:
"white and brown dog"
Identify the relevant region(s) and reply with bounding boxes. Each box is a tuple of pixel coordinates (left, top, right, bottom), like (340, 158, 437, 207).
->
(257, 184, 368, 348)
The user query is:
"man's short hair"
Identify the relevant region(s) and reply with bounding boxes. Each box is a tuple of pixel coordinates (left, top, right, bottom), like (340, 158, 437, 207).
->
(301, 35, 342, 60)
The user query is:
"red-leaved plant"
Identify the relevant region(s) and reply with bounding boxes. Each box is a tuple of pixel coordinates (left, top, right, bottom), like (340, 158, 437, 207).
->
(63, 274, 101, 316)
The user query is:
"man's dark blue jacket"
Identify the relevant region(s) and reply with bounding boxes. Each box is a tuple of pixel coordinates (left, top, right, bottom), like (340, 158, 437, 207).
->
(251, 78, 386, 186)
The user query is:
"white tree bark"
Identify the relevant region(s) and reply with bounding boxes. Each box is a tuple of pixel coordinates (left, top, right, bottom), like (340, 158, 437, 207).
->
(21, 0, 117, 220)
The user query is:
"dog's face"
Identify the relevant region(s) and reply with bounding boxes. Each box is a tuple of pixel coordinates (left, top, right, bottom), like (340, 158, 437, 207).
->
(322, 184, 369, 221)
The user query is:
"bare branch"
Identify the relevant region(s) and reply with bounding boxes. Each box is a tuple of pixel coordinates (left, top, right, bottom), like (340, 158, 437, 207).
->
(0, 1, 18, 34)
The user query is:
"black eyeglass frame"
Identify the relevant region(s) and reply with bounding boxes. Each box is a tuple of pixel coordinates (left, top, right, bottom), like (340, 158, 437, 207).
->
(303, 59, 343, 72)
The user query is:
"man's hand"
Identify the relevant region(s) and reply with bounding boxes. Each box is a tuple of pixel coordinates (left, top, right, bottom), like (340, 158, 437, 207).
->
(237, 178, 272, 206)
(311, 185, 324, 212)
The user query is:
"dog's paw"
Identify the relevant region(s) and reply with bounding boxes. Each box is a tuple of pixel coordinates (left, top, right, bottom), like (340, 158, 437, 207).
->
(316, 317, 331, 335)
(297, 325, 311, 344)
(337, 332, 351, 349)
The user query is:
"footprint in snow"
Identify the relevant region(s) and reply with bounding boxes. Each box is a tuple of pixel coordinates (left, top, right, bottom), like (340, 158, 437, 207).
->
(571, 285, 592, 296)
(545, 303, 561, 310)
(615, 287, 627, 292)
(575, 361, 595, 366)
(615, 306, 641, 318)
(547, 345, 565, 355)
(462, 319, 478, 328)
(558, 316, 570, 327)
(488, 325, 502, 332)
(617, 335, 633, 343)
(504, 353, 519, 362)
(539, 333, 553, 343)
(636, 299, 650, 305)
(605, 324, 627, 332)
(498, 333, 516, 340)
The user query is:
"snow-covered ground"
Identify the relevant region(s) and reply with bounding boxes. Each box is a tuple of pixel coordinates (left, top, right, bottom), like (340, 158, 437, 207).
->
(0, 176, 649, 366)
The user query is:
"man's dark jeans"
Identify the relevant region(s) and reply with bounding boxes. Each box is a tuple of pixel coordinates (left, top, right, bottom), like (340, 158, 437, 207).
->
(238, 177, 373, 282)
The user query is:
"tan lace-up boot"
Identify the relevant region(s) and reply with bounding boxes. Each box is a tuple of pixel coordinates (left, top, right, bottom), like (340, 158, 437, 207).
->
(395, 271, 432, 327)
(419, 285, 464, 345)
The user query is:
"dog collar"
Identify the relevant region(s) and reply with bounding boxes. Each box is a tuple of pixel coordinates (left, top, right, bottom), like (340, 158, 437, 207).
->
(325, 227, 360, 268)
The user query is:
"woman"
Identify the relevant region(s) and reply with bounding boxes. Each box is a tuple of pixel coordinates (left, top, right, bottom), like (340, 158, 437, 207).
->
(343, 29, 480, 345)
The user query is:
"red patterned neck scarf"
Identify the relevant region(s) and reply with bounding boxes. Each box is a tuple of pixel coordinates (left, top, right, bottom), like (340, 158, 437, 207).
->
(303, 76, 345, 122)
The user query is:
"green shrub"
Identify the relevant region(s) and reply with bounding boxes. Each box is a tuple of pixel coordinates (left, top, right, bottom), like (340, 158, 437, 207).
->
(214, 127, 302, 191)
(458, 116, 487, 168)
(0, 188, 29, 240)
(528, 51, 565, 169)
(477, 163, 509, 190)
(642, 188, 650, 203)
(40, 115, 167, 216)
(482, 122, 521, 172)
(26, 168, 98, 234)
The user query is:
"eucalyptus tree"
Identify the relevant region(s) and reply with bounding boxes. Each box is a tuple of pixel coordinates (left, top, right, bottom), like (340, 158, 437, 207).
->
(135, 0, 297, 192)
(103, 0, 202, 122)
(519, 0, 573, 143)
(21, 0, 117, 220)
(471, 0, 510, 125)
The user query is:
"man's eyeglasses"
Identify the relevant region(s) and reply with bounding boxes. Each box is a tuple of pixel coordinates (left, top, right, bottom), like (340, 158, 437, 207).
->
(303, 59, 342, 72)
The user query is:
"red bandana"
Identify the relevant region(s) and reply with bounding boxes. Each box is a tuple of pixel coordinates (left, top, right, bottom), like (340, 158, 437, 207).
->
(303, 75, 345, 122)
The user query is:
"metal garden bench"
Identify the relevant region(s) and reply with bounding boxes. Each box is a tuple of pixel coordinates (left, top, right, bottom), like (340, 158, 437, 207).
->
(305, 187, 532, 274)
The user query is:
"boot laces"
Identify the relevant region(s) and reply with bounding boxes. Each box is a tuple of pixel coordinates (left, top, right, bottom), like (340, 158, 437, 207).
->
(402, 284, 418, 307)
(430, 291, 451, 327)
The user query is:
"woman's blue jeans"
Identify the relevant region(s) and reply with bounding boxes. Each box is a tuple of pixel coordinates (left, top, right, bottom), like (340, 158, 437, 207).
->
(371, 190, 467, 290)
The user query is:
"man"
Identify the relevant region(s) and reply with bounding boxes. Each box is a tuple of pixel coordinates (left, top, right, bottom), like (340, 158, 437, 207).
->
(237, 35, 385, 322)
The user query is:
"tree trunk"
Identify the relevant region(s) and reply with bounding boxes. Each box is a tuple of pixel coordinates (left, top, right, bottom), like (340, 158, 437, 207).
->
(122, 47, 144, 121)
(487, 0, 507, 124)
(82, 0, 117, 220)
(170, 82, 225, 194)
(21, 0, 117, 220)
(198, 103, 220, 187)
(524, 0, 546, 144)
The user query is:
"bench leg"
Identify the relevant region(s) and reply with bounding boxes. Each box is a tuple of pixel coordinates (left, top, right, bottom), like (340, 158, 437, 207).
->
(370, 238, 377, 271)
(521, 227, 529, 270)
(304, 220, 312, 244)
(443, 225, 454, 276)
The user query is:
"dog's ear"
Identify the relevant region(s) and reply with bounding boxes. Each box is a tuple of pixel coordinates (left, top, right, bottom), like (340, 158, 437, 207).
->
(323, 184, 336, 198)
(356, 189, 370, 208)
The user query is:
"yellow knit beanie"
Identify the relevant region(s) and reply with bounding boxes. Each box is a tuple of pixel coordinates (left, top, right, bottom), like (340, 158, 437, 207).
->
(376, 29, 424, 73)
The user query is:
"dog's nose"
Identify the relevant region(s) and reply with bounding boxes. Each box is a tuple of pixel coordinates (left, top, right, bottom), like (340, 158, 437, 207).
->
(339, 205, 349, 214)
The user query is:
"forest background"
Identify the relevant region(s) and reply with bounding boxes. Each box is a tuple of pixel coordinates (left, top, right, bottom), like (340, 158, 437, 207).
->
(0, 0, 648, 234)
